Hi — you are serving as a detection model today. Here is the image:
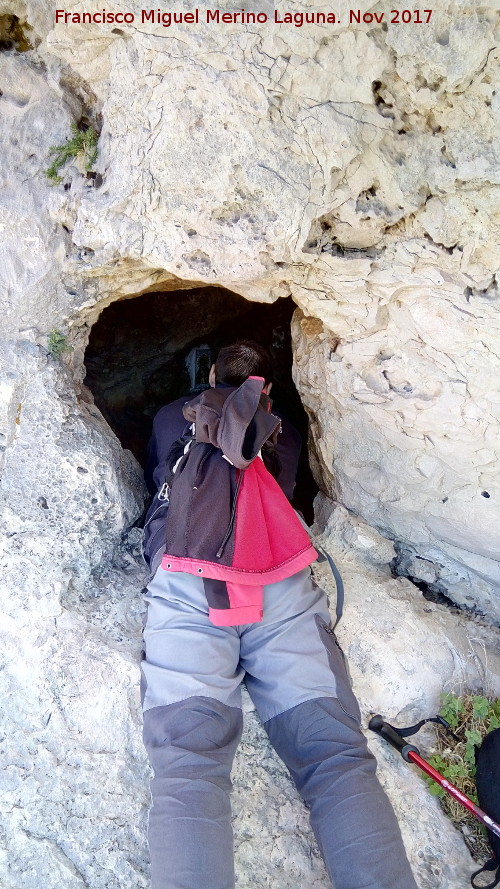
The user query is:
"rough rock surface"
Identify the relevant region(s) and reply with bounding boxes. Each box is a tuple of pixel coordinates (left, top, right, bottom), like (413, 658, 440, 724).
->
(313, 509, 500, 889)
(1, 1, 500, 887)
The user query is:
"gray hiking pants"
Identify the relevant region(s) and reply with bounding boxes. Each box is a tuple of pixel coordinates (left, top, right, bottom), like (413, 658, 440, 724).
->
(141, 566, 418, 889)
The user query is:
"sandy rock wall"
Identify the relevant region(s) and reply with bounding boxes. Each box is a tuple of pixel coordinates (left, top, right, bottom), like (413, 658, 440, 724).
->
(1, 2, 500, 888)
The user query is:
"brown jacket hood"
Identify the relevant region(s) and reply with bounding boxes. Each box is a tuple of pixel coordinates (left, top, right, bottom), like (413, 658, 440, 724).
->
(182, 377, 281, 470)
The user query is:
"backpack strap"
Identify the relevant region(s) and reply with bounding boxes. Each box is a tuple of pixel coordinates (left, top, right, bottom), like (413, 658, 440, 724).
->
(141, 423, 196, 564)
(166, 423, 196, 478)
(471, 859, 500, 889)
(292, 514, 345, 628)
(387, 715, 460, 742)
(316, 545, 344, 629)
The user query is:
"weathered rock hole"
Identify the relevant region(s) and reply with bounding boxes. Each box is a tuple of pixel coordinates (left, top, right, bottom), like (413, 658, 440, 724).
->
(355, 184, 381, 214)
(423, 233, 456, 254)
(303, 214, 383, 257)
(371, 79, 395, 119)
(465, 282, 499, 303)
(83, 287, 318, 521)
(391, 547, 496, 624)
(372, 80, 383, 104)
(0, 14, 36, 52)
(58, 65, 102, 130)
(391, 552, 466, 612)
(440, 144, 456, 169)
(415, 74, 444, 92)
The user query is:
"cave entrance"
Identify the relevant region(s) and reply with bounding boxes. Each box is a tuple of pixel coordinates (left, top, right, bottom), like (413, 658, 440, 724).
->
(83, 287, 318, 521)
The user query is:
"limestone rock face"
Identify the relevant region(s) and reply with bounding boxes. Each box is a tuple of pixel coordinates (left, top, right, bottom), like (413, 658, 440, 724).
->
(292, 269, 500, 620)
(0, 342, 146, 888)
(1, 2, 500, 888)
(0, 51, 71, 333)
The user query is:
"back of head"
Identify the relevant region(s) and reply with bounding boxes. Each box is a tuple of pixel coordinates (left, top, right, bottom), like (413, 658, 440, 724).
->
(214, 340, 273, 387)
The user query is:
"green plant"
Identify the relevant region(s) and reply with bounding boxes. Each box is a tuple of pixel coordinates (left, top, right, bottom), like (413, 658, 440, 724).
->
(424, 692, 500, 860)
(45, 124, 98, 185)
(47, 330, 69, 359)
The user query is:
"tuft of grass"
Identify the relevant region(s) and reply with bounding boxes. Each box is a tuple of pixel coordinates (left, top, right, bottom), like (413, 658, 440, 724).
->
(45, 124, 99, 185)
(47, 330, 69, 359)
(0, 14, 34, 52)
(425, 692, 500, 860)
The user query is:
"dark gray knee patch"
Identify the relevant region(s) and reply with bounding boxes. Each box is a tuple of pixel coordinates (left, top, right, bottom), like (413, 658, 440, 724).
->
(143, 695, 243, 778)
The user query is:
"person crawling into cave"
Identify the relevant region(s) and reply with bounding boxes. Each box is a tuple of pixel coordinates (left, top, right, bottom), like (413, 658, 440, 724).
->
(140, 339, 418, 889)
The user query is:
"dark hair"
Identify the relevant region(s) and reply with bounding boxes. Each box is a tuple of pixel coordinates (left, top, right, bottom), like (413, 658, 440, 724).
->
(214, 340, 273, 386)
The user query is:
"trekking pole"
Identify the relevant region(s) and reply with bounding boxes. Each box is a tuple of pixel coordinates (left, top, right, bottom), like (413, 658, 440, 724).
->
(369, 714, 500, 841)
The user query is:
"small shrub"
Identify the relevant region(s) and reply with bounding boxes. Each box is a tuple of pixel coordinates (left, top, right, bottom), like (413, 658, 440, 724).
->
(45, 124, 98, 185)
(48, 330, 68, 359)
(425, 692, 500, 860)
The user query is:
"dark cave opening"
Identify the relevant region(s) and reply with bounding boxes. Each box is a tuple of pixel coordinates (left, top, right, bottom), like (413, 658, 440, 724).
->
(83, 287, 318, 522)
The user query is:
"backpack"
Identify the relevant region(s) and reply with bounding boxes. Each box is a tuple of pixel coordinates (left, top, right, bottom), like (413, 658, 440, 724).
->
(143, 378, 344, 627)
(471, 728, 500, 889)
(160, 378, 318, 625)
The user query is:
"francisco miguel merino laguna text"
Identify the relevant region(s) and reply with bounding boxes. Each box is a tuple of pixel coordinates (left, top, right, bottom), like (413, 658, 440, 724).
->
(55, 8, 434, 27)
(54, 7, 348, 26)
